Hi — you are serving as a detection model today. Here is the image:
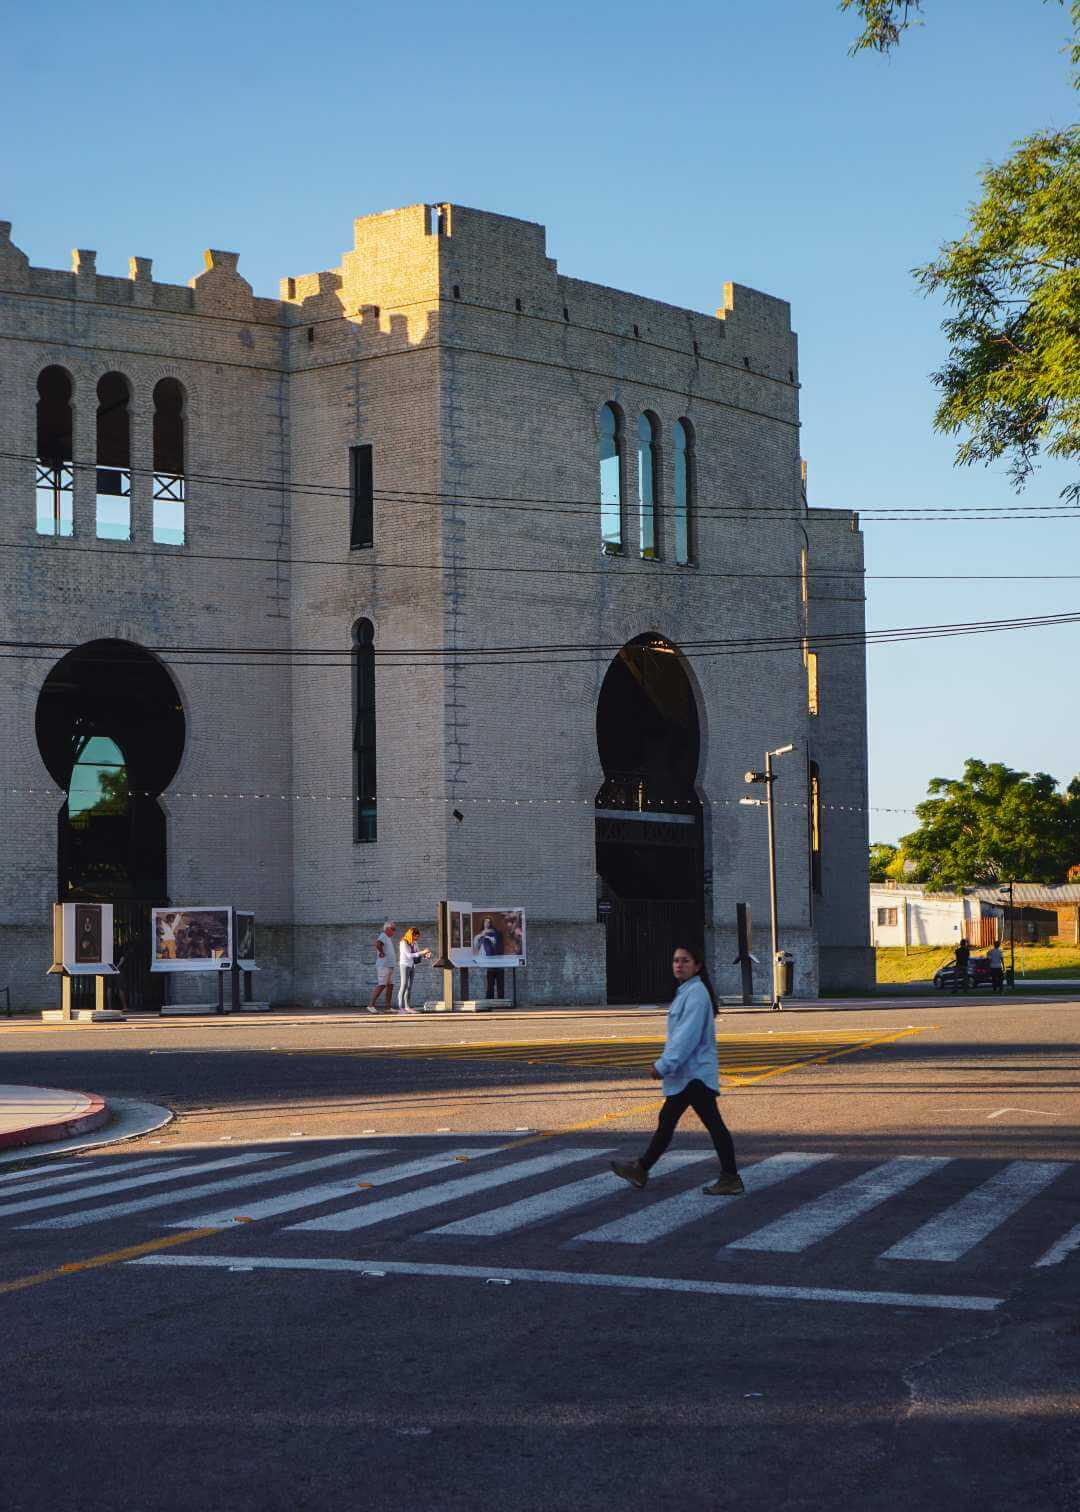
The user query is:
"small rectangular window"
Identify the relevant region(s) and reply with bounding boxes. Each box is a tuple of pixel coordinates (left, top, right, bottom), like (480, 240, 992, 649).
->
(350, 445, 374, 550)
(877, 907, 898, 927)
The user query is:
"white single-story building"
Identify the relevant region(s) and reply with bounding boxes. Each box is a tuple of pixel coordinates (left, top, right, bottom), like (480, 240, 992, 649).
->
(870, 884, 1003, 948)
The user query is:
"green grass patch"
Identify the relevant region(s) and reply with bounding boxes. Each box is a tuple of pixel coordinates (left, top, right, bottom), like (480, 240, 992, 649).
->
(876, 944, 1080, 984)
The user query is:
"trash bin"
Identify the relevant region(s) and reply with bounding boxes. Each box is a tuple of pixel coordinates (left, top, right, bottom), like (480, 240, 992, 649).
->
(774, 950, 795, 998)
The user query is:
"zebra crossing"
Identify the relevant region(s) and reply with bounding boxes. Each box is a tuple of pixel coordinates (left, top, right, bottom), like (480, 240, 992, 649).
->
(5, 1141, 1079, 1304)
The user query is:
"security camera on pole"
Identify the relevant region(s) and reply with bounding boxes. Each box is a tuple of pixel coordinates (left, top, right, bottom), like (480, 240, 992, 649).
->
(740, 743, 795, 1012)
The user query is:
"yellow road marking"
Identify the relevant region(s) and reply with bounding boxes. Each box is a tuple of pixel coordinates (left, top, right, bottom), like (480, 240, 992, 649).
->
(308, 1027, 929, 1080)
(0, 1227, 221, 1298)
(0, 1026, 930, 1294)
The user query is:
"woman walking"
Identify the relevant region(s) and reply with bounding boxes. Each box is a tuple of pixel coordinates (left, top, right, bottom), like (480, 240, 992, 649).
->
(397, 926, 430, 1015)
(611, 944, 743, 1196)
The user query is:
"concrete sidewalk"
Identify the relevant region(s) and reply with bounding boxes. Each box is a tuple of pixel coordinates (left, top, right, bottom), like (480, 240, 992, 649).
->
(0, 1084, 110, 1149)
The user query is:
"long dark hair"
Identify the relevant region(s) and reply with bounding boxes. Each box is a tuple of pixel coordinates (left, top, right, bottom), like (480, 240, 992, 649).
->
(673, 943, 719, 1017)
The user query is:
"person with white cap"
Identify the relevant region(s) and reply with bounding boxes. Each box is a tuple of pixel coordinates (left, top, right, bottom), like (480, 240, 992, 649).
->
(367, 921, 397, 1012)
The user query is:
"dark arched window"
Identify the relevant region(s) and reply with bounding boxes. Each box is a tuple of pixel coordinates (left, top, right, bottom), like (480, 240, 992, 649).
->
(96, 372, 131, 541)
(35, 367, 74, 536)
(673, 418, 694, 565)
(637, 412, 660, 559)
(598, 403, 623, 554)
(153, 378, 186, 545)
(353, 618, 377, 843)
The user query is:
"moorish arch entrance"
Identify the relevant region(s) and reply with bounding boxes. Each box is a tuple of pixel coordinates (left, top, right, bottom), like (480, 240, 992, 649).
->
(36, 640, 186, 1008)
(595, 634, 706, 1003)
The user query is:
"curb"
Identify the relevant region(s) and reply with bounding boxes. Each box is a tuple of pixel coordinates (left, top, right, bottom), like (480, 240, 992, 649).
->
(0, 1086, 110, 1151)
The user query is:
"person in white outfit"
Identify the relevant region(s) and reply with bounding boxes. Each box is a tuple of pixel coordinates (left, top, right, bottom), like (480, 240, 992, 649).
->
(367, 921, 397, 1012)
(610, 943, 743, 1196)
(397, 927, 430, 1014)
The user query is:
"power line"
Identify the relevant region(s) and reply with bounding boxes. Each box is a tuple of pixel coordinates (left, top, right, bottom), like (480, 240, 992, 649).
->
(6, 446, 1076, 523)
(5, 532, 1080, 582)
(4, 607, 1080, 671)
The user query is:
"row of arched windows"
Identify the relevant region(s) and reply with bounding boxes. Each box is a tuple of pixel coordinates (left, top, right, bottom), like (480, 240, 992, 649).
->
(34, 366, 187, 545)
(598, 404, 694, 565)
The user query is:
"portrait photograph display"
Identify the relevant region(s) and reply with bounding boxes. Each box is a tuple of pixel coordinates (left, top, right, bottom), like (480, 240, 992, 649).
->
(469, 908, 526, 969)
(235, 911, 256, 968)
(50, 902, 116, 975)
(151, 906, 233, 972)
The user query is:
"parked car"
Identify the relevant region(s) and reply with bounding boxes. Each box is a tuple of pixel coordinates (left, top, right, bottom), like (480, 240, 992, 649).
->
(933, 956, 995, 990)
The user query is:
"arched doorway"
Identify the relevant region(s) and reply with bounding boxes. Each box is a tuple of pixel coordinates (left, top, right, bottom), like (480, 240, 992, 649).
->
(36, 640, 186, 1007)
(595, 634, 705, 1003)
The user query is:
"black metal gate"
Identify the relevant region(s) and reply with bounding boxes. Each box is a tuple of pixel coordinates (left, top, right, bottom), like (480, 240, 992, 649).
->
(603, 898, 703, 1005)
(70, 901, 165, 1013)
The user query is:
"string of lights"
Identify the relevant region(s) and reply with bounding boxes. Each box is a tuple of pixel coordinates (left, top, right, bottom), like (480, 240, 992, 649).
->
(1, 786, 914, 817)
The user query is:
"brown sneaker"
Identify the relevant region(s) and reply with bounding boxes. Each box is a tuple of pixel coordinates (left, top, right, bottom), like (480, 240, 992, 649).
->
(610, 1159, 648, 1190)
(702, 1173, 745, 1197)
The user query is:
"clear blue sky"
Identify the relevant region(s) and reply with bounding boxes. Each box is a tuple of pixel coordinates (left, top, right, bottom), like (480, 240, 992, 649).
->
(4, 1, 1077, 842)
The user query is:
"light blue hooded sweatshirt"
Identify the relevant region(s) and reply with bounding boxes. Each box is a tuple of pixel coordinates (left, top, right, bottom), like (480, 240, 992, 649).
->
(653, 975, 719, 1096)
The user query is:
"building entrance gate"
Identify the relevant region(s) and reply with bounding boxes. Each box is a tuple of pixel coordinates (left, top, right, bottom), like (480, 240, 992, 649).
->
(35, 640, 186, 1010)
(595, 636, 706, 1004)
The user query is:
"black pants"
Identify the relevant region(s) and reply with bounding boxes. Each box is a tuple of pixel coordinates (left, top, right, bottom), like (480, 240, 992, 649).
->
(952, 967, 969, 992)
(641, 1079, 737, 1174)
(991, 967, 1004, 993)
(486, 967, 505, 998)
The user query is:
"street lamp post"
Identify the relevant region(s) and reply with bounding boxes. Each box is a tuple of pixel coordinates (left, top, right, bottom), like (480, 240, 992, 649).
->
(742, 743, 795, 1011)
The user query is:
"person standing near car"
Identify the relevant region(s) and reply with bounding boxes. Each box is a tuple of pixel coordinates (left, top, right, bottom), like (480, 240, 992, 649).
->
(953, 936, 971, 993)
(986, 939, 1005, 994)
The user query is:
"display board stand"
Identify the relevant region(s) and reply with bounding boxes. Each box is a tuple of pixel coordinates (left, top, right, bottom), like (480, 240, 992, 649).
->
(43, 968, 124, 1023)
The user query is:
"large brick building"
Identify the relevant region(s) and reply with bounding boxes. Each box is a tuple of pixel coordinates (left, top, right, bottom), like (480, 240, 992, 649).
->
(0, 204, 871, 1008)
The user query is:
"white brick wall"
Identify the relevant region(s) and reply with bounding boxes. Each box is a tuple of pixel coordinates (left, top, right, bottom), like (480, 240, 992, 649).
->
(0, 205, 871, 1007)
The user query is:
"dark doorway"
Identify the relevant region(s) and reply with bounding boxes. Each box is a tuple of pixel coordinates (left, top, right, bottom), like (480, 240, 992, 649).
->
(36, 640, 186, 1009)
(595, 635, 705, 1003)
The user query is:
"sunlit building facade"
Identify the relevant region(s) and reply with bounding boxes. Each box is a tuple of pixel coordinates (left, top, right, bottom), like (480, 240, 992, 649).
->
(0, 206, 871, 1008)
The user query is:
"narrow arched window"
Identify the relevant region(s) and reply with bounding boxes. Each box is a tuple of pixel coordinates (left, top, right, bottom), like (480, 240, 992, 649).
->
(96, 372, 131, 541)
(35, 367, 74, 537)
(808, 760, 822, 895)
(153, 379, 186, 545)
(598, 403, 623, 554)
(637, 413, 659, 559)
(673, 418, 694, 565)
(353, 618, 377, 843)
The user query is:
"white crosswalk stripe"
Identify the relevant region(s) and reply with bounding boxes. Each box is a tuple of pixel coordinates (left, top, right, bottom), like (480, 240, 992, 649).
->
(0, 1152, 272, 1222)
(575, 1152, 834, 1246)
(882, 1160, 1069, 1262)
(427, 1155, 709, 1239)
(169, 1149, 491, 1227)
(725, 1156, 950, 1254)
(0, 1161, 83, 1183)
(22, 1149, 385, 1231)
(1033, 1221, 1080, 1269)
(289, 1147, 608, 1234)
(4, 1145, 1079, 1284)
(0, 1155, 177, 1193)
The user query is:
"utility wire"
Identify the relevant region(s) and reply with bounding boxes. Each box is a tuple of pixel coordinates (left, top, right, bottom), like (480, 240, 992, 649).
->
(5, 607, 1080, 671)
(6, 447, 1076, 522)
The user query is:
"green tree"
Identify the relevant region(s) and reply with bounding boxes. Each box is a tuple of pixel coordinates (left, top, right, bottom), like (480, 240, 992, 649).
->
(899, 758, 1080, 887)
(839, 3, 1080, 503)
(916, 128, 1080, 504)
(868, 841, 899, 880)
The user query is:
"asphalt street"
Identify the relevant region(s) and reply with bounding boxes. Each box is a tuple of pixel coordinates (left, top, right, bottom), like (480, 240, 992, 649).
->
(1, 996, 1078, 1511)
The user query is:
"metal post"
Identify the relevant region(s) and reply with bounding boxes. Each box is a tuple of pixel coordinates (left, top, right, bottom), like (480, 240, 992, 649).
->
(1008, 880, 1016, 989)
(765, 749, 782, 1011)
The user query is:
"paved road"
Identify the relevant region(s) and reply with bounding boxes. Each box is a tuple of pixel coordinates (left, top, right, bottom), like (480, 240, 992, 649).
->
(1, 998, 1078, 1510)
